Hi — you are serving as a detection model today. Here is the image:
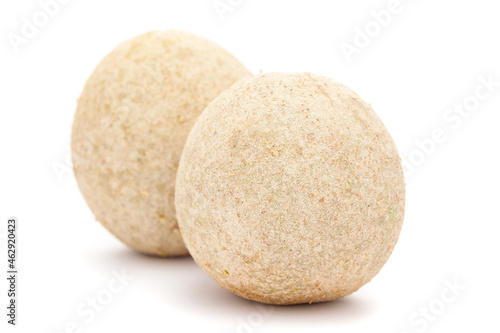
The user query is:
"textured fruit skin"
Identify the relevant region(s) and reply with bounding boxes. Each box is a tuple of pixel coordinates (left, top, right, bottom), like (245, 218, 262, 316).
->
(71, 30, 251, 256)
(176, 72, 405, 303)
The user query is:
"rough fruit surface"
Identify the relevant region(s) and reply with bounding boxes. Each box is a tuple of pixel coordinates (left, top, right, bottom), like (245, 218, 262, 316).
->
(72, 30, 251, 256)
(176, 72, 405, 303)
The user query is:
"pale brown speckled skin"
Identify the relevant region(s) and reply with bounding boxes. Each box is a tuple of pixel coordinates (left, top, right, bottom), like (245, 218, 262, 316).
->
(71, 30, 251, 256)
(176, 73, 405, 304)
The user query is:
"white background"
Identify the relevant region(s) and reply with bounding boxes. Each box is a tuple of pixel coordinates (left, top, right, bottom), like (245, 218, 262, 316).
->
(1, 0, 499, 332)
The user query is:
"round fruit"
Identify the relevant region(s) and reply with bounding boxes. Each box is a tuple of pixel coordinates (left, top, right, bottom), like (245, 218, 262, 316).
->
(72, 30, 251, 256)
(176, 72, 405, 304)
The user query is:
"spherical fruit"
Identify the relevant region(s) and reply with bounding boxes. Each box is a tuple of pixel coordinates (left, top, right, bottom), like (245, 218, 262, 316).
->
(176, 72, 405, 304)
(71, 30, 251, 256)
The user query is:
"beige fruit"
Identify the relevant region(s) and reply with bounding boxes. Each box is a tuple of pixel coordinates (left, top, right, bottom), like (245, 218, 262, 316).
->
(71, 30, 251, 256)
(176, 72, 405, 304)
